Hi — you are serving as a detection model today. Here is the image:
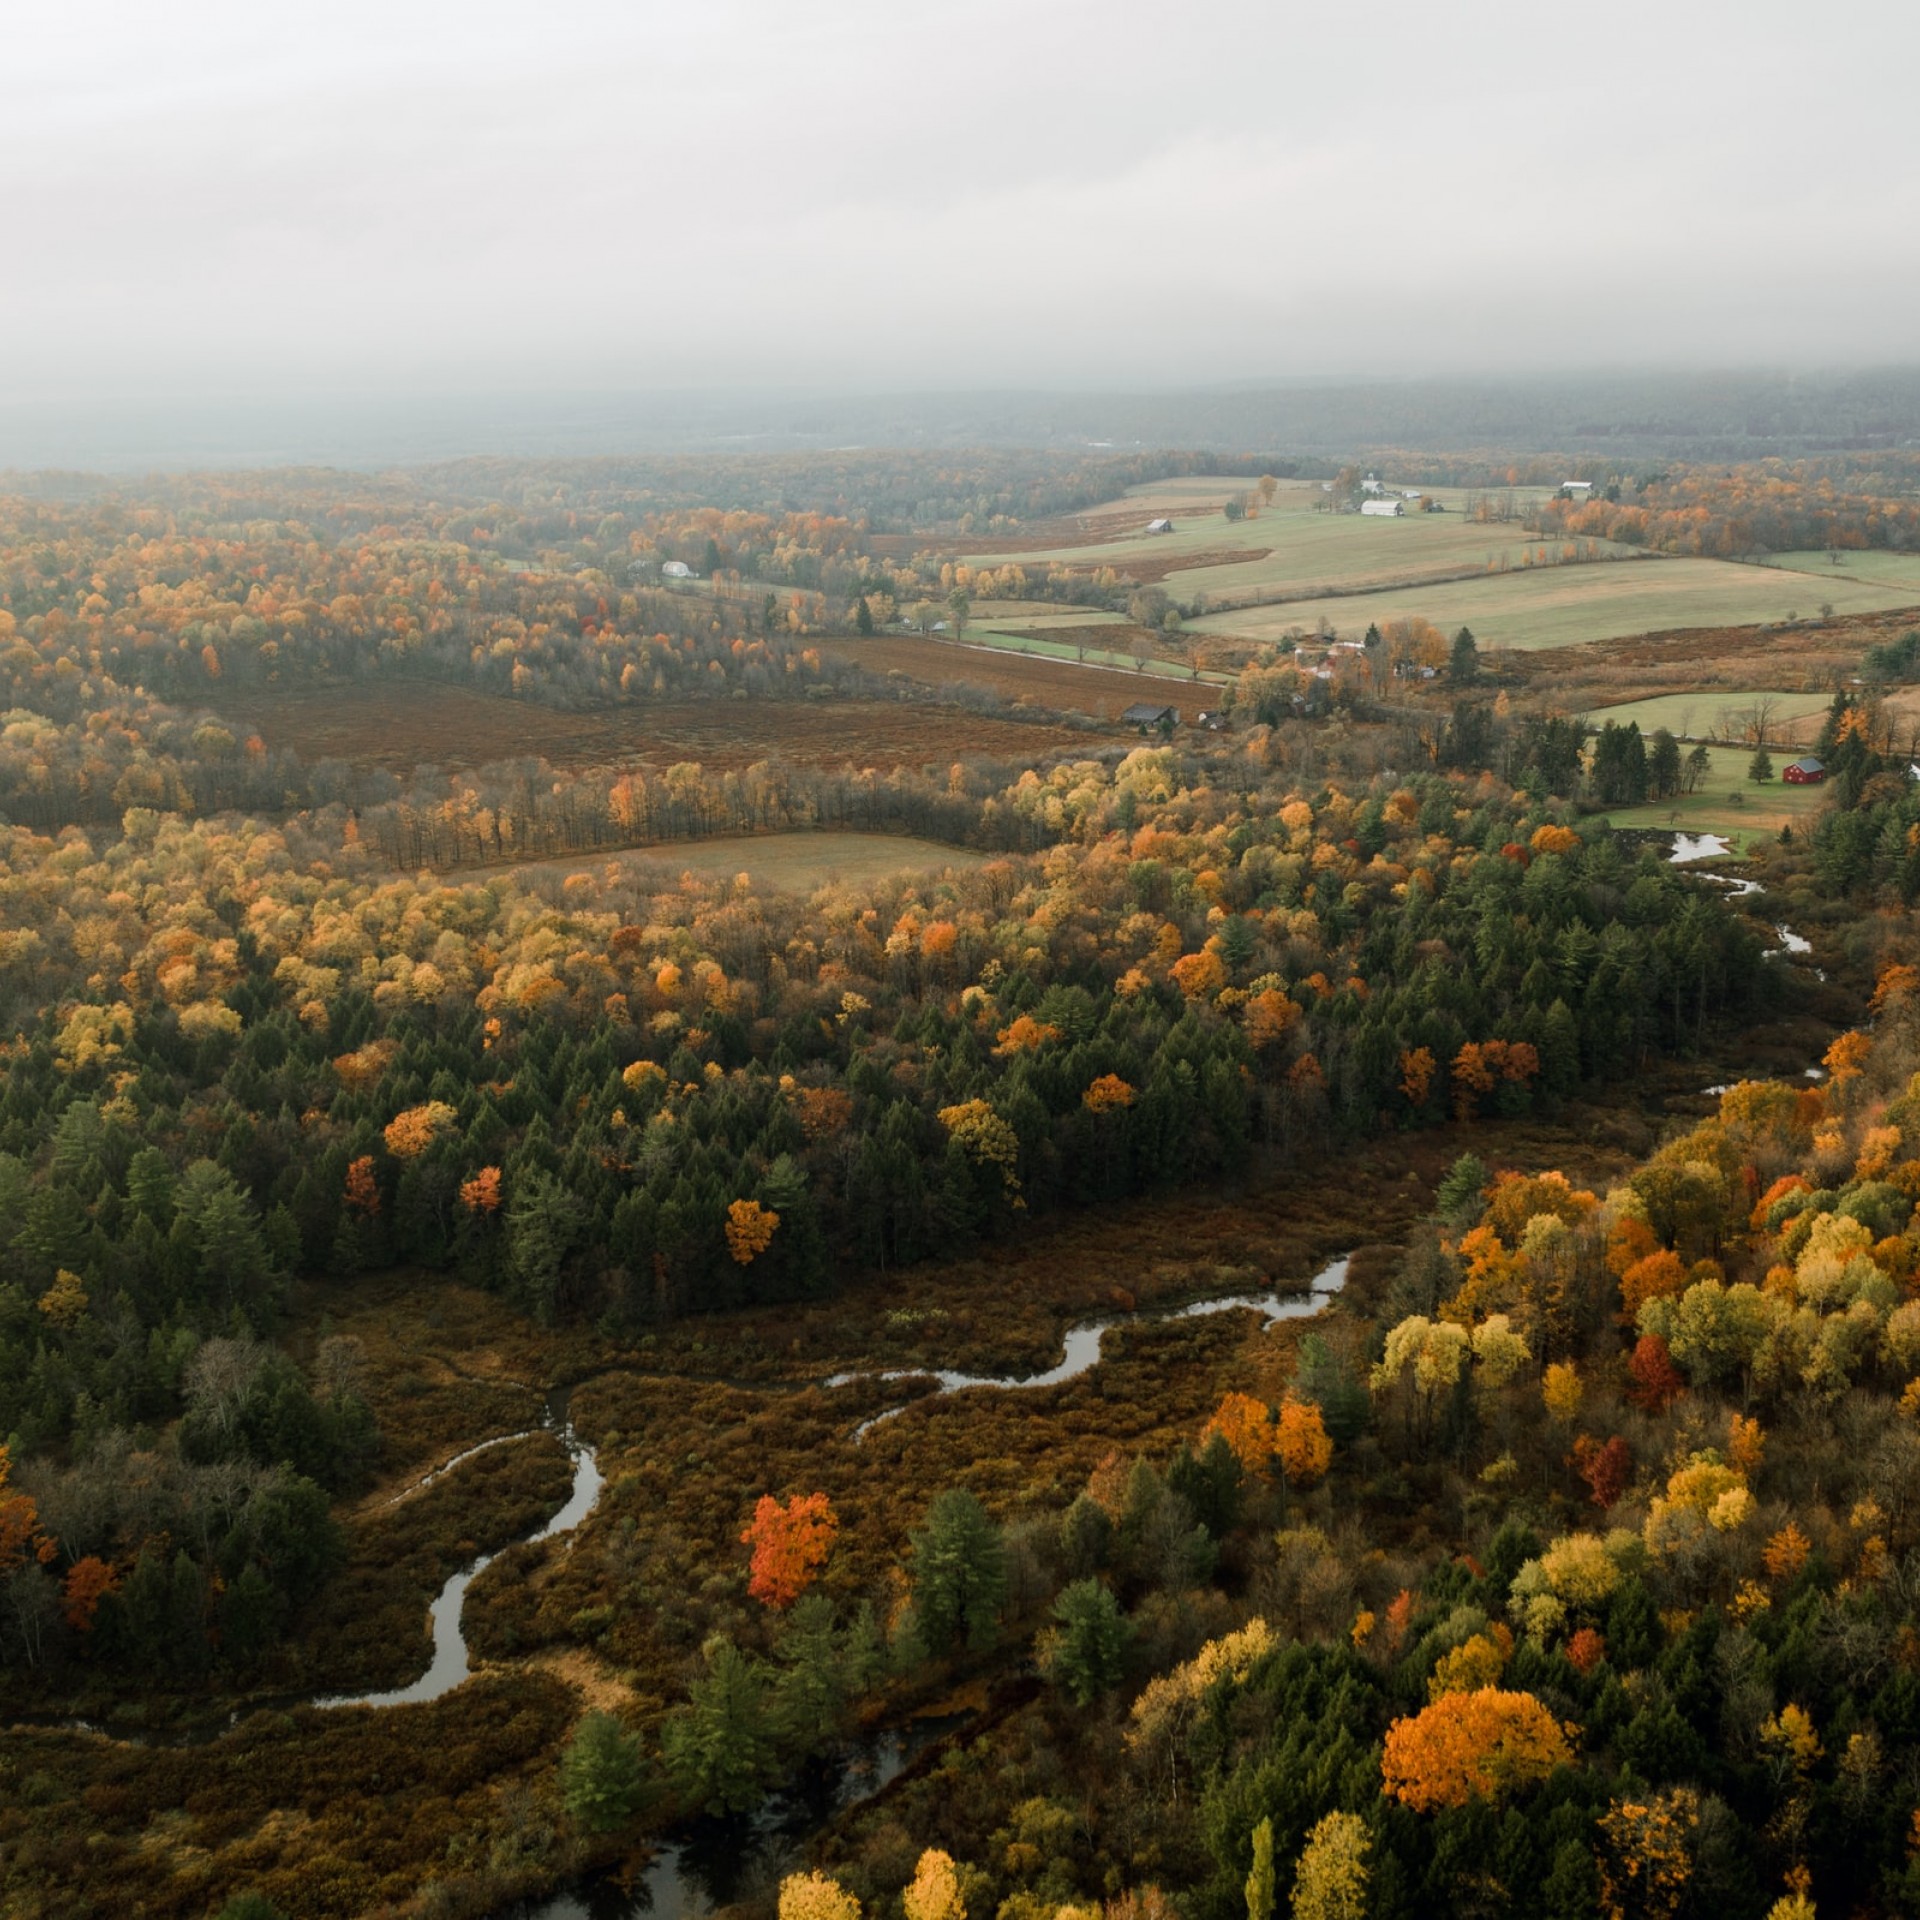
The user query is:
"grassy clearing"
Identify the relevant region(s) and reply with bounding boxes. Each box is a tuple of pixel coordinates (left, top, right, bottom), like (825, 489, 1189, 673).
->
(975, 485, 1598, 604)
(1578, 688, 1832, 743)
(1597, 744, 1830, 849)
(1766, 551, 1920, 594)
(956, 624, 1229, 685)
(967, 601, 1129, 629)
(480, 831, 995, 894)
(1189, 555, 1918, 653)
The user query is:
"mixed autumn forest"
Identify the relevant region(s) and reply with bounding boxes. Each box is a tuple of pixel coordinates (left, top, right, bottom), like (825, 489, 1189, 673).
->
(7, 438, 1920, 1920)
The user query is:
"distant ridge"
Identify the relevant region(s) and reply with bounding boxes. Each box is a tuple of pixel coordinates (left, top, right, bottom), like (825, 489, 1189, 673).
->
(3, 367, 1919, 474)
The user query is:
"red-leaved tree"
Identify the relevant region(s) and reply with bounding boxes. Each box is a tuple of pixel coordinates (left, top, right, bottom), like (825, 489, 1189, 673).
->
(742, 1492, 838, 1609)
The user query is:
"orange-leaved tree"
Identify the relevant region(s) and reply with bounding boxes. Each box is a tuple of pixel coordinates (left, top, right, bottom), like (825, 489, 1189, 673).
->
(1380, 1687, 1575, 1811)
(1083, 1074, 1136, 1113)
(1202, 1392, 1278, 1476)
(1277, 1397, 1333, 1487)
(62, 1556, 120, 1632)
(0, 1444, 56, 1576)
(459, 1166, 504, 1214)
(343, 1155, 381, 1216)
(743, 1492, 838, 1608)
(1398, 1047, 1436, 1108)
(383, 1100, 459, 1158)
(725, 1198, 781, 1265)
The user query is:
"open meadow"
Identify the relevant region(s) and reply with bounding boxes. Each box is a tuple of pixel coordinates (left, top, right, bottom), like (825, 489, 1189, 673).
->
(1595, 742, 1831, 848)
(1766, 549, 1920, 593)
(1576, 688, 1833, 744)
(472, 830, 996, 894)
(821, 632, 1215, 716)
(971, 477, 1605, 604)
(1188, 550, 1919, 653)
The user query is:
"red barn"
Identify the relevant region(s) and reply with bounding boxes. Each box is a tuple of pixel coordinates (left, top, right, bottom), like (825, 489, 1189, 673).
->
(1783, 756, 1827, 785)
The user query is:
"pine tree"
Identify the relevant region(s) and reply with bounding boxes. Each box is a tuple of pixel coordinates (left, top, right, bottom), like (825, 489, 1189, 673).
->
(560, 1710, 650, 1831)
(909, 1489, 1006, 1654)
(1043, 1579, 1131, 1705)
(662, 1636, 776, 1813)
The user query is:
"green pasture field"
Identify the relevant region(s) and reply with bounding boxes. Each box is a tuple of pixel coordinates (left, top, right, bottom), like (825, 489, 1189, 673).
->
(483, 832, 994, 895)
(1187, 555, 1918, 654)
(1598, 745, 1831, 849)
(935, 609, 1228, 684)
(966, 601, 1128, 628)
(977, 482, 1591, 605)
(1765, 551, 1920, 595)
(1579, 689, 1832, 743)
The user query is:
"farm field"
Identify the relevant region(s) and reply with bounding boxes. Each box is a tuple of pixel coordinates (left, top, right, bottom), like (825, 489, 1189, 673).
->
(205, 681, 1094, 775)
(972, 478, 1595, 602)
(1188, 552, 1920, 654)
(1580, 688, 1832, 744)
(1766, 549, 1920, 593)
(473, 830, 995, 895)
(822, 632, 1214, 717)
(1597, 743, 1831, 849)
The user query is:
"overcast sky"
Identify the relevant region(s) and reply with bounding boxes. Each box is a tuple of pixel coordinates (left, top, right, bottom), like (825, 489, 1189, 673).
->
(6, 0, 1919, 405)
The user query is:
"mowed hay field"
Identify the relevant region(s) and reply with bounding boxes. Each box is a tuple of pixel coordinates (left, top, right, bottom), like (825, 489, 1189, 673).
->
(821, 632, 1212, 717)
(1768, 551, 1920, 594)
(1598, 744, 1831, 849)
(970, 474, 1919, 658)
(1189, 554, 1919, 654)
(1579, 689, 1833, 744)
(473, 830, 996, 894)
(972, 478, 1595, 601)
(208, 680, 1094, 775)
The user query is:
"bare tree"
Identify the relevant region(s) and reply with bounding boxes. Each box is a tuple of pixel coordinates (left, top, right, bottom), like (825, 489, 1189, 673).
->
(184, 1337, 270, 1445)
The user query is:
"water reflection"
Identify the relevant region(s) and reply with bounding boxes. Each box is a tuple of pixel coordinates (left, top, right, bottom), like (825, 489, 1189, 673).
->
(507, 1717, 970, 1920)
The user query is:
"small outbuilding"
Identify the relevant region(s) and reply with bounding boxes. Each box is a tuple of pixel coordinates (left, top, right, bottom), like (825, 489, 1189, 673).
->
(1196, 709, 1228, 731)
(661, 560, 694, 579)
(1360, 499, 1404, 518)
(1783, 756, 1828, 785)
(1121, 702, 1179, 730)
(1145, 516, 1175, 534)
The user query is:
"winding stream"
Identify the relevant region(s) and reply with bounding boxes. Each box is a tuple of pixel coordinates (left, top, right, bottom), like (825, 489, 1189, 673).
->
(510, 1252, 1355, 1919)
(827, 1255, 1351, 1438)
(318, 1390, 602, 1711)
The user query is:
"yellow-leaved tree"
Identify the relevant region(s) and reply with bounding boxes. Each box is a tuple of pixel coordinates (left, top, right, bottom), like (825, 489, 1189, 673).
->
(779, 1872, 860, 1920)
(1290, 1810, 1370, 1920)
(902, 1848, 966, 1920)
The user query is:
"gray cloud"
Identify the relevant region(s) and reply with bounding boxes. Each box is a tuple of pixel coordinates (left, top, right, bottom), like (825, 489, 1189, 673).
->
(4, 0, 1917, 405)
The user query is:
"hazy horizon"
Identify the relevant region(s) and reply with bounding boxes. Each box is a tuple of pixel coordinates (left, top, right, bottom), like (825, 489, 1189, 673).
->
(7, 0, 1919, 456)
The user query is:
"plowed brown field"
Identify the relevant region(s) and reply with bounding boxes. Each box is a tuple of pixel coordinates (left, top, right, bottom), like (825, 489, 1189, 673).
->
(208, 681, 1096, 775)
(822, 634, 1204, 718)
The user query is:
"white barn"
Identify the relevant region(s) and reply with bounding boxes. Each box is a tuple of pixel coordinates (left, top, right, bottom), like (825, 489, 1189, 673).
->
(1360, 499, 1404, 518)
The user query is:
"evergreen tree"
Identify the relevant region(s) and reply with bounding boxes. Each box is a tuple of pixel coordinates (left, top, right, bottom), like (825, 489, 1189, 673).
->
(908, 1489, 1006, 1654)
(662, 1636, 777, 1814)
(772, 1593, 852, 1754)
(1043, 1578, 1131, 1705)
(1648, 727, 1683, 799)
(1749, 747, 1775, 783)
(559, 1710, 650, 1831)
(1448, 627, 1479, 686)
